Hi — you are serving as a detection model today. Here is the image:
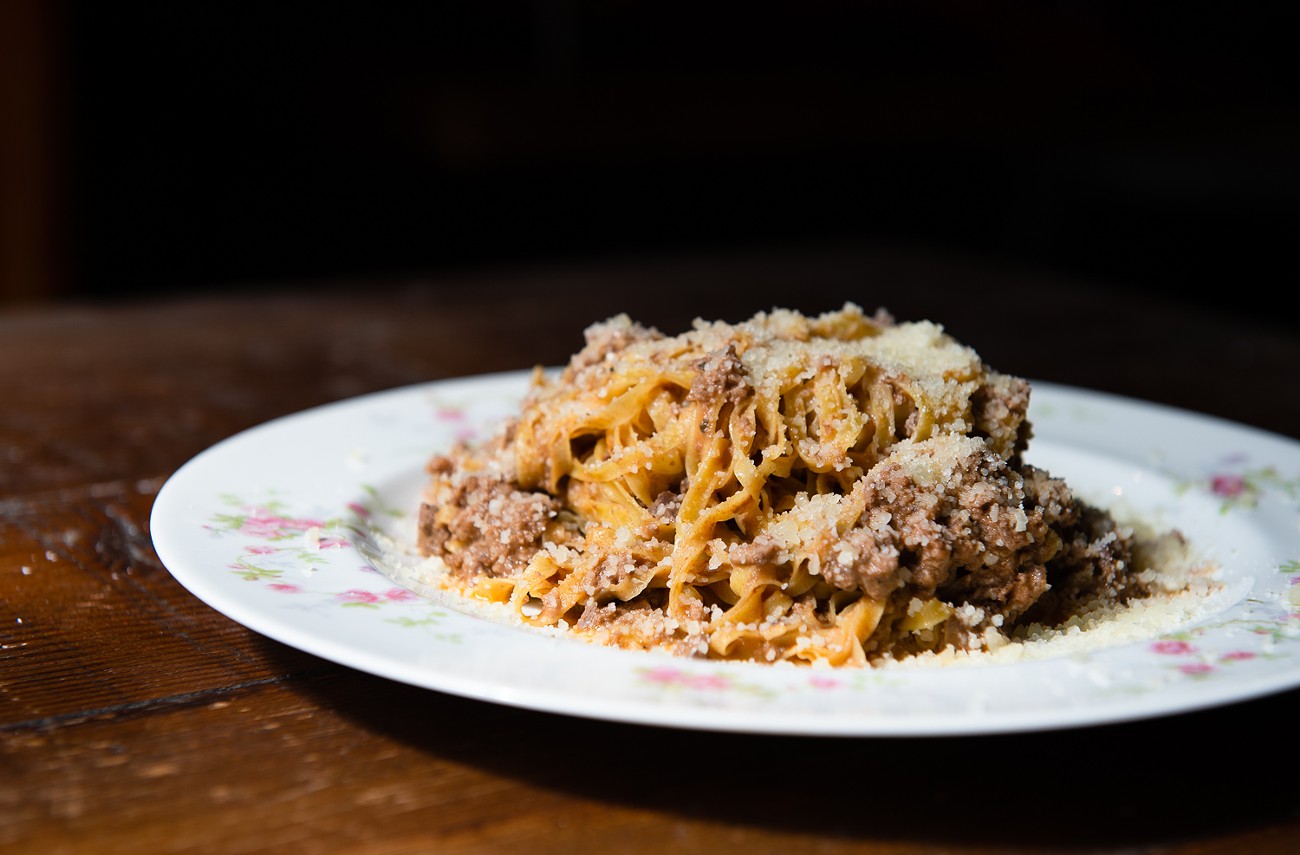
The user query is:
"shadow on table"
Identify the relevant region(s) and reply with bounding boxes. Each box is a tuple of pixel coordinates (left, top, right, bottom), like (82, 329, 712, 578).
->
(280, 635, 1299, 851)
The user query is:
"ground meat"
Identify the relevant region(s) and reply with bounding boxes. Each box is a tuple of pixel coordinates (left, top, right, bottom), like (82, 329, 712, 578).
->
(649, 490, 682, 525)
(819, 437, 1059, 627)
(1020, 470, 1146, 623)
(572, 596, 709, 657)
(685, 345, 750, 407)
(728, 537, 782, 568)
(417, 475, 560, 579)
(564, 314, 663, 376)
(1019, 464, 1078, 528)
(425, 454, 455, 476)
(970, 373, 1032, 460)
(822, 527, 901, 600)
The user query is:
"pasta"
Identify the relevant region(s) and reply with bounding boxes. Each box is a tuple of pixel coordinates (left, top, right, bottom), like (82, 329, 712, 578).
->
(415, 303, 1172, 667)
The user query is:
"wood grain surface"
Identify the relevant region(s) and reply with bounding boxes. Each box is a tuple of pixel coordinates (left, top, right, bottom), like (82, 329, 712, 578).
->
(3, 244, 1298, 854)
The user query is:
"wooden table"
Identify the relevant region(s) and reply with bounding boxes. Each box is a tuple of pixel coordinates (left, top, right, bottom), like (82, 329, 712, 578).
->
(3, 244, 1298, 854)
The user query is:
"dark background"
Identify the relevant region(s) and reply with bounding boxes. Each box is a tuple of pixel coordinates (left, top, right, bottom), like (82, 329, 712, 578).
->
(3, 2, 1296, 327)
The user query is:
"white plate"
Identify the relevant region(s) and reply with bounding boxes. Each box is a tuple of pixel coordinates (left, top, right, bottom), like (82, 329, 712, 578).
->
(150, 371, 1300, 736)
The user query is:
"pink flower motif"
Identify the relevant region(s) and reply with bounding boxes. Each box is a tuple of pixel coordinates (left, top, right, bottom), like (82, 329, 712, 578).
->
(384, 587, 420, 602)
(809, 676, 841, 690)
(1179, 662, 1215, 676)
(239, 508, 326, 540)
(337, 589, 381, 604)
(640, 668, 730, 691)
(267, 583, 302, 593)
(1210, 474, 1246, 498)
(239, 518, 280, 538)
(435, 408, 465, 422)
(686, 674, 731, 691)
(315, 535, 348, 550)
(1220, 650, 1256, 662)
(346, 502, 371, 518)
(1151, 639, 1194, 655)
(643, 666, 685, 685)
(246, 545, 277, 555)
